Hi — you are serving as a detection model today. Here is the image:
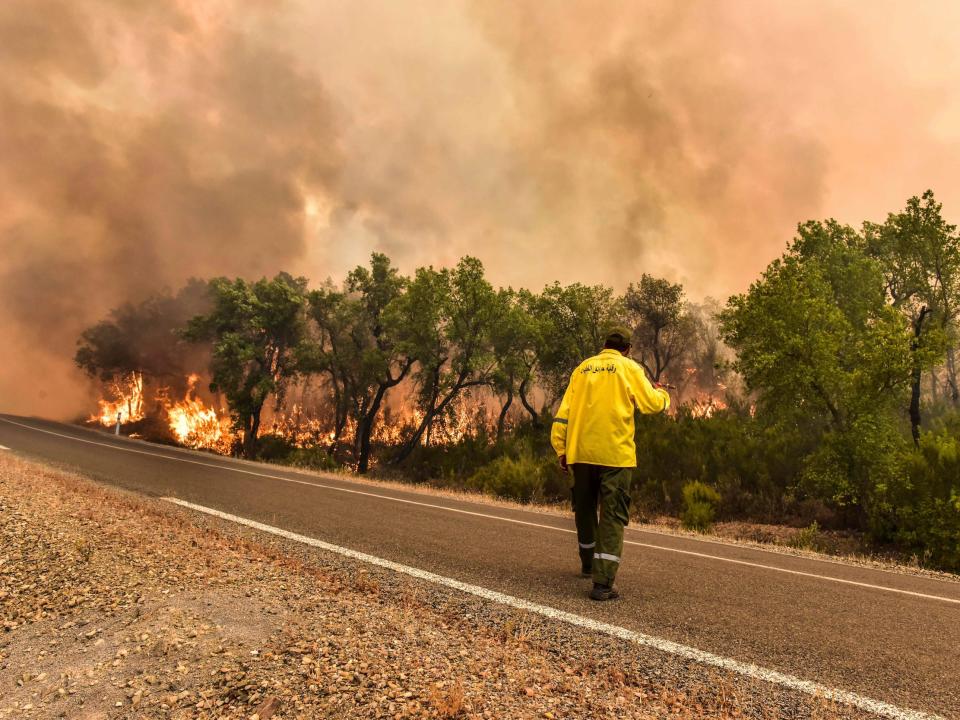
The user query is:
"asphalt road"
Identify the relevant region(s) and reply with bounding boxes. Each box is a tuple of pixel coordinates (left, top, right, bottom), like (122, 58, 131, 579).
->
(2, 414, 958, 718)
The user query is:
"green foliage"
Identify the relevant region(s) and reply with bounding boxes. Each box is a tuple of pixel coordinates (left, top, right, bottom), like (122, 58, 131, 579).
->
(718, 219, 921, 525)
(534, 282, 625, 404)
(788, 522, 824, 552)
(252, 433, 296, 462)
(252, 433, 340, 471)
(624, 274, 696, 382)
(887, 424, 960, 569)
(387, 257, 501, 459)
(713, 200, 959, 567)
(307, 253, 413, 472)
(185, 272, 311, 457)
(721, 220, 913, 432)
(488, 288, 541, 436)
(467, 450, 564, 503)
(632, 405, 792, 520)
(285, 445, 341, 472)
(680, 480, 721, 531)
(863, 191, 959, 441)
(865, 190, 960, 325)
(398, 434, 498, 485)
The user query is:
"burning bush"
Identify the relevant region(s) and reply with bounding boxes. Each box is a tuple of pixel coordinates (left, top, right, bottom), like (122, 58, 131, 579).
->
(89, 372, 145, 427)
(164, 375, 234, 454)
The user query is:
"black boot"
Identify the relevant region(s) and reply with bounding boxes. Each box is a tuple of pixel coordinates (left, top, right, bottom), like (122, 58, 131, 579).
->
(589, 582, 619, 601)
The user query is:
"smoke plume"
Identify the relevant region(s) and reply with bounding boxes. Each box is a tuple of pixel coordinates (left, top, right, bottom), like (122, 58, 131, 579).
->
(2, 0, 960, 417)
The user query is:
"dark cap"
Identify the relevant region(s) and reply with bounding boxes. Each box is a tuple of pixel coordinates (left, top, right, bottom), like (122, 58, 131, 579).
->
(603, 324, 633, 346)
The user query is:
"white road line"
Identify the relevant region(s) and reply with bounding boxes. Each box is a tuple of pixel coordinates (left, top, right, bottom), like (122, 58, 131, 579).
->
(3, 417, 959, 606)
(162, 496, 941, 720)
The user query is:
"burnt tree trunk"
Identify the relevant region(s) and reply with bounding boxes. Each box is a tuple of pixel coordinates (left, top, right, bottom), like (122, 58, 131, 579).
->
(243, 406, 263, 458)
(947, 345, 960, 404)
(518, 378, 540, 427)
(909, 307, 931, 447)
(496, 390, 513, 443)
(356, 388, 386, 474)
(393, 376, 484, 465)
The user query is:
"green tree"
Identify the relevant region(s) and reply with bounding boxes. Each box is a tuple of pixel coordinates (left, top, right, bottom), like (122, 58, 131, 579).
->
(330, 253, 414, 473)
(720, 220, 914, 512)
(186, 273, 311, 457)
(864, 191, 958, 443)
(488, 289, 541, 440)
(534, 282, 624, 405)
(389, 257, 498, 462)
(304, 282, 356, 444)
(624, 274, 695, 382)
(515, 288, 549, 426)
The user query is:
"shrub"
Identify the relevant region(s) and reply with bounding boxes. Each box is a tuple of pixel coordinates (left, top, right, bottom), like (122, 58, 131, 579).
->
(888, 428, 960, 570)
(680, 480, 721, 532)
(389, 434, 498, 485)
(632, 406, 798, 521)
(788, 521, 824, 552)
(252, 434, 341, 472)
(286, 445, 341, 472)
(466, 452, 562, 503)
(253, 433, 296, 462)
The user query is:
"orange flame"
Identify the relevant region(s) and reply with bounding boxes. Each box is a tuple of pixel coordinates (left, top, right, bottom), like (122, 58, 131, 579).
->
(90, 372, 145, 427)
(165, 374, 234, 453)
(89, 373, 502, 457)
(688, 396, 727, 419)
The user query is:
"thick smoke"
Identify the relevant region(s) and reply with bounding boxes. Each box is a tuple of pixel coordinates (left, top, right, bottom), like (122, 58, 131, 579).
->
(0, 0, 338, 415)
(2, 0, 960, 417)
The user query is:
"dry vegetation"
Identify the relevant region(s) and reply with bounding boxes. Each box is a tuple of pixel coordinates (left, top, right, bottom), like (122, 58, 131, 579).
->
(1, 453, 868, 719)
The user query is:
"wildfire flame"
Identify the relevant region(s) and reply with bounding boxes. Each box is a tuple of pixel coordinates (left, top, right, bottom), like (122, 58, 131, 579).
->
(674, 365, 730, 420)
(90, 374, 504, 459)
(420, 394, 492, 446)
(688, 396, 727, 419)
(267, 404, 330, 447)
(90, 372, 145, 427)
(165, 374, 234, 453)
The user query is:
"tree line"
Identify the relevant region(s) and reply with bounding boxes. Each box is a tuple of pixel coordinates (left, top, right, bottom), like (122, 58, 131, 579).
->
(711, 190, 960, 566)
(76, 256, 719, 472)
(76, 190, 960, 568)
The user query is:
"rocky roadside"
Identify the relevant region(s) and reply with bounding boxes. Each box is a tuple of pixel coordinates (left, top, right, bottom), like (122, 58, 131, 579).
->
(0, 453, 868, 719)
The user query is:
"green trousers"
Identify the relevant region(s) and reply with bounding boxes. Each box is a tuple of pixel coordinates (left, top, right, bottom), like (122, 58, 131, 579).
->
(571, 463, 633, 585)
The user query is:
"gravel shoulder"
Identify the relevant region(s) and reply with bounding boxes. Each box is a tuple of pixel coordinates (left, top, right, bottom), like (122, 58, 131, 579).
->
(1, 453, 873, 719)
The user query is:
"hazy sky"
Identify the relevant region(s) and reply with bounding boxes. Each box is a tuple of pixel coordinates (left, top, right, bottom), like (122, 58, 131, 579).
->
(3, 0, 960, 415)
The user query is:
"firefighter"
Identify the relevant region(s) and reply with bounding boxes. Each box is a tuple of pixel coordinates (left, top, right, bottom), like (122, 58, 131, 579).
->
(550, 326, 670, 601)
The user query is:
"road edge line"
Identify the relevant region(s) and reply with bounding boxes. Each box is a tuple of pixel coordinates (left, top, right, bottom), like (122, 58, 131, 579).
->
(161, 496, 942, 720)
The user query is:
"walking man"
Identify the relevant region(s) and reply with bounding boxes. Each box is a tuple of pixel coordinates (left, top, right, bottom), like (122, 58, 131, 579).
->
(551, 327, 670, 600)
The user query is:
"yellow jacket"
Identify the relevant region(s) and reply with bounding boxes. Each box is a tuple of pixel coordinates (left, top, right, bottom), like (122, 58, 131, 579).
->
(551, 349, 670, 468)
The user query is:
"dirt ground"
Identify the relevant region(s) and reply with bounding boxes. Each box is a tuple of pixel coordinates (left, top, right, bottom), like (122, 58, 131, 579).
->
(0, 453, 867, 719)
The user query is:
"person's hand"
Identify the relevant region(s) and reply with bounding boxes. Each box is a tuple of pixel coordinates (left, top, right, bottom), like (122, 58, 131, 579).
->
(558, 454, 568, 472)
